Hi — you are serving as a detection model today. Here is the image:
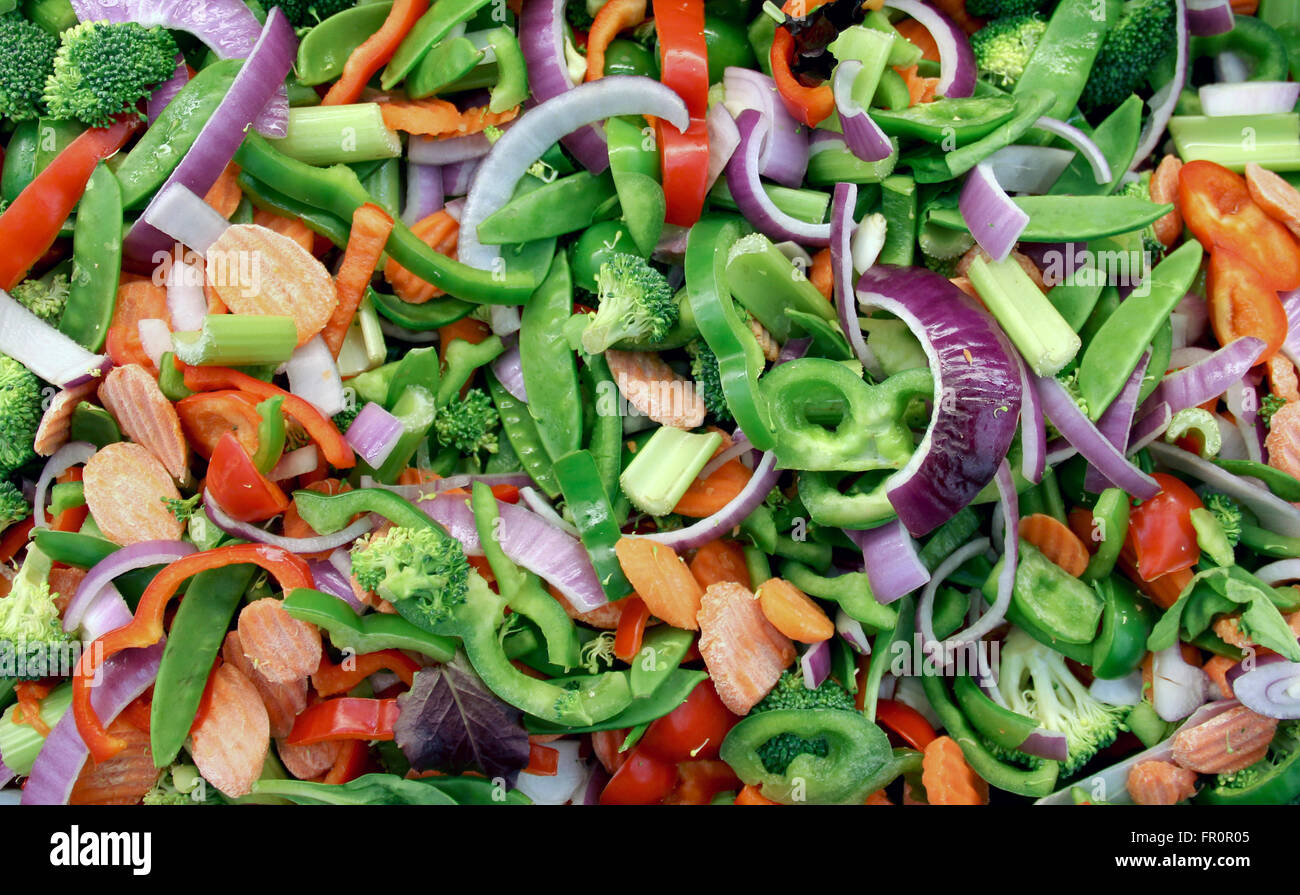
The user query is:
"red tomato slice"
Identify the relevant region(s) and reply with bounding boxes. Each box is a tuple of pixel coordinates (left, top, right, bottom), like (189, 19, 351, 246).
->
(206, 431, 289, 523)
(1127, 472, 1204, 582)
(638, 679, 738, 763)
(599, 747, 679, 805)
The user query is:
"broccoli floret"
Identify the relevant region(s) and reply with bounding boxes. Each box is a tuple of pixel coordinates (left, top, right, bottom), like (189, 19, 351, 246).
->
(0, 12, 57, 121)
(1261, 393, 1287, 428)
(1202, 492, 1242, 548)
(749, 670, 857, 775)
(44, 21, 178, 127)
(1080, 0, 1177, 113)
(1216, 719, 1300, 790)
(10, 270, 70, 326)
(268, 1, 357, 27)
(433, 387, 500, 455)
(332, 405, 360, 435)
(580, 254, 677, 355)
(0, 480, 29, 531)
(162, 493, 202, 522)
(351, 526, 473, 629)
(686, 339, 732, 424)
(0, 547, 70, 680)
(965, 0, 1047, 17)
(991, 628, 1128, 776)
(970, 14, 1048, 89)
(0, 354, 41, 475)
(567, 0, 608, 31)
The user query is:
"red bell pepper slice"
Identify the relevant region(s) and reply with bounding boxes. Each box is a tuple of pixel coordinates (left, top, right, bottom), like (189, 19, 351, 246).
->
(770, 1, 836, 128)
(1126, 472, 1204, 582)
(652, 0, 710, 226)
(0, 115, 141, 290)
(73, 544, 313, 762)
(206, 431, 290, 523)
(323, 739, 372, 784)
(285, 697, 401, 745)
(875, 697, 938, 751)
(524, 741, 560, 776)
(312, 648, 421, 698)
(613, 596, 650, 662)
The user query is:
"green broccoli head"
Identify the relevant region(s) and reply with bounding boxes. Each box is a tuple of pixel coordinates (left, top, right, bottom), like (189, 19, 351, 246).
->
(749, 670, 857, 775)
(44, 20, 179, 127)
(269, 0, 358, 27)
(1261, 393, 1287, 429)
(0, 480, 28, 531)
(1080, 0, 1177, 113)
(0, 12, 57, 121)
(965, 0, 1047, 18)
(686, 339, 732, 424)
(580, 254, 678, 355)
(433, 387, 500, 455)
(332, 404, 360, 435)
(351, 525, 472, 629)
(970, 14, 1047, 90)
(994, 628, 1129, 776)
(0, 548, 70, 679)
(1202, 492, 1243, 548)
(0, 354, 41, 475)
(567, 0, 609, 31)
(10, 270, 70, 326)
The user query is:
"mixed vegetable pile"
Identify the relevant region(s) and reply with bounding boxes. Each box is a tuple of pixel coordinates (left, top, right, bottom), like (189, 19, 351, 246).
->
(1, 0, 1300, 807)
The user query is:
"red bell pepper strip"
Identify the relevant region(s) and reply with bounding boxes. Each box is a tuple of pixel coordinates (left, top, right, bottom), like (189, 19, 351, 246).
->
(770, 1, 836, 128)
(206, 432, 290, 523)
(875, 698, 938, 751)
(312, 648, 421, 697)
(73, 544, 313, 762)
(652, 0, 710, 226)
(321, 0, 430, 106)
(0, 517, 35, 565)
(285, 697, 401, 745)
(524, 741, 560, 776)
(0, 116, 141, 290)
(323, 739, 371, 784)
(613, 596, 651, 662)
(178, 360, 356, 469)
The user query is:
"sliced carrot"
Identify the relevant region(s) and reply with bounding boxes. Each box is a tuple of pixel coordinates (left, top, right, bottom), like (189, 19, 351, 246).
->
(252, 206, 314, 255)
(809, 247, 833, 299)
(698, 581, 797, 715)
(756, 577, 834, 643)
(1018, 512, 1090, 578)
(585, 0, 647, 81)
(673, 433, 753, 518)
(322, 0, 430, 106)
(48, 564, 86, 616)
(921, 735, 989, 805)
(105, 276, 170, 373)
(175, 389, 262, 460)
(205, 223, 338, 347)
(689, 539, 752, 590)
(205, 276, 228, 315)
(894, 17, 940, 61)
(385, 209, 460, 303)
(1204, 654, 1237, 699)
(13, 681, 53, 736)
(68, 717, 161, 805)
(1127, 759, 1198, 805)
(98, 363, 190, 481)
(223, 631, 308, 739)
(82, 442, 184, 546)
(550, 583, 628, 629)
(237, 597, 323, 684)
(613, 595, 651, 662)
(1266, 401, 1300, 480)
(1267, 354, 1300, 402)
(864, 789, 893, 805)
(606, 348, 707, 430)
(894, 64, 939, 105)
(614, 537, 705, 631)
(190, 662, 271, 798)
(278, 738, 342, 781)
(203, 161, 243, 219)
(734, 783, 780, 805)
(323, 203, 394, 358)
(378, 97, 519, 136)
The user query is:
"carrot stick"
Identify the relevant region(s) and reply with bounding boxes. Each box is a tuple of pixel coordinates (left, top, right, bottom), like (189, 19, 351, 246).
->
(378, 99, 518, 137)
(585, 0, 647, 81)
(1018, 513, 1090, 578)
(385, 209, 459, 303)
(323, 203, 394, 358)
(322, 0, 430, 106)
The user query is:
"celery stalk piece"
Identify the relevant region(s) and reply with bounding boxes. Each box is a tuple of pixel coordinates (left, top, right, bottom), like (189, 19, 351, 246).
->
(1168, 113, 1300, 172)
(270, 104, 403, 167)
(336, 294, 388, 378)
(619, 427, 723, 517)
(967, 255, 1080, 377)
(725, 232, 837, 342)
(171, 314, 299, 366)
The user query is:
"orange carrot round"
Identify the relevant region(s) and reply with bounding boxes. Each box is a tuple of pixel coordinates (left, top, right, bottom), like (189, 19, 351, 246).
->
(756, 577, 834, 643)
(689, 539, 752, 590)
(1018, 512, 1090, 577)
(921, 735, 988, 805)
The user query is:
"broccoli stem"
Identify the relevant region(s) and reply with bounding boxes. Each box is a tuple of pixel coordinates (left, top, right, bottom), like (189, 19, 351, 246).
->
(270, 104, 403, 167)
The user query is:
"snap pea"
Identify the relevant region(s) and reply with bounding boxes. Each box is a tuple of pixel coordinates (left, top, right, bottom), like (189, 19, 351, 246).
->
(477, 171, 620, 245)
(57, 163, 120, 352)
(523, 669, 708, 735)
(581, 352, 623, 505)
(1048, 95, 1142, 196)
(382, 0, 497, 89)
(871, 96, 1017, 146)
(1211, 458, 1300, 502)
(485, 369, 560, 498)
(878, 173, 917, 266)
(519, 254, 582, 462)
(295, 1, 394, 86)
(926, 194, 1173, 242)
(1241, 523, 1300, 559)
(550, 451, 633, 601)
(1013, 0, 1111, 126)
(605, 116, 665, 256)
(907, 89, 1055, 183)
(407, 34, 484, 98)
(1, 120, 38, 203)
(1137, 316, 1172, 406)
(629, 626, 693, 699)
(150, 563, 259, 766)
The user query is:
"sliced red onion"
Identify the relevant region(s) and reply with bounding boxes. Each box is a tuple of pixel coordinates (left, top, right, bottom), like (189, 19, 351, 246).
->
(269, 445, 319, 481)
(856, 265, 1023, 535)
(1225, 378, 1265, 463)
(1132, 0, 1188, 171)
(70, 0, 288, 136)
(831, 61, 892, 163)
(1019, 728, 1070, 763)
(636, 451, 780, 552)
(727, 110, 831, 246)
(1168, 346, 1212, 368)
(459, 76, 689, 271)
(1090, 668, 1145, 706)
(345, 402, 405, 469)
(147, 55, 190, 123)
(408, 130, 496, 166)
(1171, 292, 1209, 349)
(1199, 81, 1300, 117)
(403, 162, 444, 226)
(882, 0, 976, 99)
(0, 293, 110, 388)
(490, 305, 521, 338)
(1084, 351, 1150, 492)
(137, 318, 172, 368)
(1016, 352, 1046, 484)
(142, 182, 231, 255)
(519, 486, 580, 537)
(704, 101, 741, 194)
(308, 558, 365, 613)
(64, 539, 195, 633)
(1228, 653, 1300, 719)
(1128, 402, 1172, 453)
(1033, 117, 1112, 185)
(490, 335, 529, 403)
(959, 161, 1028, 262)
(519, 0, 608, 171)
(847, 519, 929, 604)
(21, 642, 164, 804)
(1147, 441, 1300, 536)
(830, 182, 883, 379)
(80, 586, 135, 643)
(581, 762, 611, 806)
(800, 639, 833, 689)
(444, 197, 466, 222)
(164, 250, 208, 332)
(987, 145, 1075, 195)
(124, 8, 297, 266)
(1153, 642, 1210, 722)
(420, 493, 609, 611)
(286, 335, 347, 417)
(1214, 411, 1250, 460)
(33, 441, 96, 529)
(1187, 0, 1234, 34)
(206, 488, 375, 552)
(1136, 336, 1265, 424)
(722, 67, 808, 188)
(1254, 559, 1300, 587)
(916, 537, 988, 668)
(836, 609, 872, 654)
(1283, 289, 1300, 369)
(442, 158, 482, 197)
(699, 435, 753, 482)
(1038, 374, 1161, 499)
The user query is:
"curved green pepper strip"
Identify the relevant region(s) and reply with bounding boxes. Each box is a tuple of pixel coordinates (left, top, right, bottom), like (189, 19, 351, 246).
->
(920, 670, 1060, 797)
(485, 370, 560, 498)
(484, 25, 527, 113)
(437, 335, 504, 407)
(1241, 523, 1300, 559)
(796, 471, 894, 529)
(251, 395, 285, 475)
(387, 345, 440, 409)
(370, 286, 473, 331)
(1090, 575, 1154, 680)
(862, 593, 912, 722)
(550, 452, 633, 601)
(518, 254, 581, 459)
(282, 588, 457, 662)
(985, 541, 1103, 645)
(469, 481, 582, 668)
(686, 215, 774, 449)
(581, 352, 622, 505)
(293, 486, 438, 534)
(295, 1, 394, 86)
(763, 360, 931, 471)
(1190, 14, 1291, 83)
(58, 162, 120, 352)
(236, 171, 353, 248)
(382, 0, 496, 90)
(719, 708, 900, 804)
(629, 626, 694, 699)
(525, 668, 705, 735)
(1081, 487, 1129, 582)
(779, 560, 897, 630)
(951, 673, 1039, 751)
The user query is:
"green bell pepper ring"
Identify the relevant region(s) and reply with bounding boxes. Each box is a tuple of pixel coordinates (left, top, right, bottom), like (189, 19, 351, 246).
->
(686, 215, 774, 450)
(725, 232, 837, 342)
(58, 162, 121, 352)
(370, 286, 473, 331)
(1190, 14, 1291, 83)
(1081, 487, 1130, 582)
(985, 541, 1104, 645)
(951, 672, 1040, 752)
(485, 370, 560, 498)
(878, 174, 917, 266)
(629, 626, 694, 699)
(719, 708, 899, 804)
(550, 452, 633, 602)
(519, 254, 582, 461)
(525, 668, 706, 735)
(251, 395, 286, 476)
(1090, 575, 1154, 680)
(282, 588, 456, 661)
(762, 359, 932, 472)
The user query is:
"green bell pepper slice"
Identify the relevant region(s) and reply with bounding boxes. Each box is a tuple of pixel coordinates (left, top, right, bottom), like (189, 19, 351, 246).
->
(1090, 575, 1154, 680)
(951, 672, 1040, 752)
(1197, 745, 1300, 805)
(550, 451, 633, 602)
(1081, 487, 1130, 582)
(986, 541, 1103, 646)
(282, 588, 457, 662)
(779, 559, 897, 630)
(629, 626, 694, 699)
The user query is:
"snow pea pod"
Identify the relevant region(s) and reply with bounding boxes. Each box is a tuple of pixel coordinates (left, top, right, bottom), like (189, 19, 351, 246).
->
(58, 162, 120, 352)
(485, 369, 560, 498)
(582, 351, 623, 505)
(907, 88, 1054, 182)
(926, 194, 1173, 242)
(606, 116, 665, 257)
(519, 254, 582, 462)
(69, 402, 121, 448)
(1048, 94, 1142, 196)
(871, 96, 1017, 146)
(629, 626, 693, 699)
(477, 171, 619, 245)
(1211, 458, 1300, 502)
(551, 451, 633, 602)
(1013, 0, 1110, 127)
(295, 1, 394, 86)
(407, 33, 483, 98)
(878, 173, 916, 266)
(382, 0, 496, 89)
(282, 587, 457, 661)
(1, 120, 38, 203)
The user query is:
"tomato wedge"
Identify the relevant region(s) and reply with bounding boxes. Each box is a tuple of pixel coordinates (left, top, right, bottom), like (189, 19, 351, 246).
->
(206, 431, 289, 523)
(175, 390, 262, 459)
(1207, 245, 1289, 363)
(1126, 472, 1204, 582)
(599, 747, 679, 804)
